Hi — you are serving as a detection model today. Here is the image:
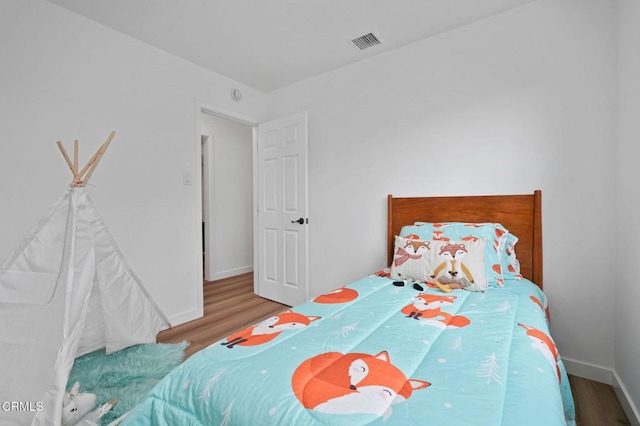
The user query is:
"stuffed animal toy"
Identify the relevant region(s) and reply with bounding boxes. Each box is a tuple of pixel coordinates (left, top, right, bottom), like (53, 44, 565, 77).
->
(61, 382, 97, 426)
(77, 398, 118, 425)
(62, 382, 118, 426)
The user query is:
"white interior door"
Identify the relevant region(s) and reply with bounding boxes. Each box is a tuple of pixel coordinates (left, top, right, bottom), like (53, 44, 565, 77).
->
(255, 112, 308, 306)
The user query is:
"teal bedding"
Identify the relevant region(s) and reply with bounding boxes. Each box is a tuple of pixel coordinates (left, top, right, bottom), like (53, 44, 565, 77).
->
(123, 276, 575, 425)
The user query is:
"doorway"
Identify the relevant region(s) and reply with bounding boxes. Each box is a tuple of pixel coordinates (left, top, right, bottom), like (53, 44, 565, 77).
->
(194, 103, 309, 309)
(200, 111, 254, 282)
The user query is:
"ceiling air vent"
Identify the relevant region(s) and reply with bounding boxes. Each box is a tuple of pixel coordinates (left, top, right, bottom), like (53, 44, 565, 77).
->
(350, 32, 381, 51)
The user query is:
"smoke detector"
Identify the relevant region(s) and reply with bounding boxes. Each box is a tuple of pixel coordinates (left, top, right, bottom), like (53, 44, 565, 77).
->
(350, 32, 382, 51)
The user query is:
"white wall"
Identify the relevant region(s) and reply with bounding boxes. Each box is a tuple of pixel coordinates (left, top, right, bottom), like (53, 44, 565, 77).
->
(200, 113, 254, 280)
(268, 0, 618, 371)
(0, 0, 267, 325)
(616, 0, 640, 417)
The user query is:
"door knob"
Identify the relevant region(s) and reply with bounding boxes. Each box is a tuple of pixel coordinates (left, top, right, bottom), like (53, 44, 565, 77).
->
(291, 217, 305, 224)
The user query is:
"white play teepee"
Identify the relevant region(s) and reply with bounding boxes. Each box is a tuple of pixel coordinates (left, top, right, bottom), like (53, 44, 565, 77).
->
(0, 132, 170, 426)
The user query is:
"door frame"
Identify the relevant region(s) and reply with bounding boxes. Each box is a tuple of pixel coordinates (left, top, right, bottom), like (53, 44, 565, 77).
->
(194, 101, 259, 312)
(200, 133, 212, 281)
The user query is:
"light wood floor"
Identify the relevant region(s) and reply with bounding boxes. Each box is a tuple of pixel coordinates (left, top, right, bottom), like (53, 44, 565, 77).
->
(569, 375, 630, 425)
(158, 272, 630, 425)
(157, 272, 289, 358)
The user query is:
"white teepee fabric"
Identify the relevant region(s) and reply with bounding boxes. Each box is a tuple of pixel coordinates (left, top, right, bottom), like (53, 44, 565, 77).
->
(0, 188, 170, 426)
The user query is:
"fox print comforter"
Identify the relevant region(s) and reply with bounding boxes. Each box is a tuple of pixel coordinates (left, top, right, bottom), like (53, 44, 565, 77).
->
(123, 276, 576, 425)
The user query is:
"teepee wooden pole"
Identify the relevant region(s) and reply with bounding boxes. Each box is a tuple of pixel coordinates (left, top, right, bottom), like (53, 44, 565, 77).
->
(73, 139, 79, 176)
(57, 130, 116, 187)
(75, 148, 101, 182)
(56, 141, 77, 180)
(80, 130, 116, 186)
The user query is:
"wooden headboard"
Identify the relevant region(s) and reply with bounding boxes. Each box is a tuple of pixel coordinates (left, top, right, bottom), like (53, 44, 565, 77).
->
(387, 191, 543, 289)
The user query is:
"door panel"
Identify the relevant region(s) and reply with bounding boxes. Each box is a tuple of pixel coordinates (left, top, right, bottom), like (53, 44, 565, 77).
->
(256, 112, 308, 306)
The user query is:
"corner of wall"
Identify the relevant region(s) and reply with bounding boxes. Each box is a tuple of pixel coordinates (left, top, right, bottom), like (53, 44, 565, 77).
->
(613, 371, 640, 426)
(563, 357, 640, 425)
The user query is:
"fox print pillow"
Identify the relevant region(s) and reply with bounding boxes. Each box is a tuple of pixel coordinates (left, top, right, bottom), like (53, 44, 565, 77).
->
(390, 235, 433, 282)
(424, 239, 488, 292)
(400, 222, 508, 286)
(502, 233, 523, 280)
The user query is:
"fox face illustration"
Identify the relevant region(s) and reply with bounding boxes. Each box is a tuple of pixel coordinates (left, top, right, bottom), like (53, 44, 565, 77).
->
(400, 294, 470, 328)
(518, 323, 561, 382)
(432, 243, 475, 286)
(292, 351, 430, 420)
(313, 287, 359, 304)
(394, 240, 430, 267)
(221, 310, 320, 348)
(438, 243, 468, 260)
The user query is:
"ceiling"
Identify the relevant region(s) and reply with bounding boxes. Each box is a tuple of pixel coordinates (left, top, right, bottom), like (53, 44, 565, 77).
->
(46, 0, 535, 92)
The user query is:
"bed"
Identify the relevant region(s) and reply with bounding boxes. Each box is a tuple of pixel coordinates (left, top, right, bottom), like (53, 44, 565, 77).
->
(123, 191, 576, 425)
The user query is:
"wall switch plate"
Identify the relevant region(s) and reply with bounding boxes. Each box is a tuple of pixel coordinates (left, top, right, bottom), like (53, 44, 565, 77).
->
(183, 172, 192, 185)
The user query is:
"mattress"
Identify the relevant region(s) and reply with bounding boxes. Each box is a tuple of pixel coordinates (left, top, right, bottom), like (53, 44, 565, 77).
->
(123, 275, 575, 425)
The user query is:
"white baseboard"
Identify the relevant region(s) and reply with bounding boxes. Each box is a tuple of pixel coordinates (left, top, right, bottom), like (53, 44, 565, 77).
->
(563, 357, 640, 425)
(164, 266, 253, 327)
(563, 357, 613, 384)
(612, 371, 640, 426)
(167, 306, 203, 328)
(212, 265, 253, 281)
